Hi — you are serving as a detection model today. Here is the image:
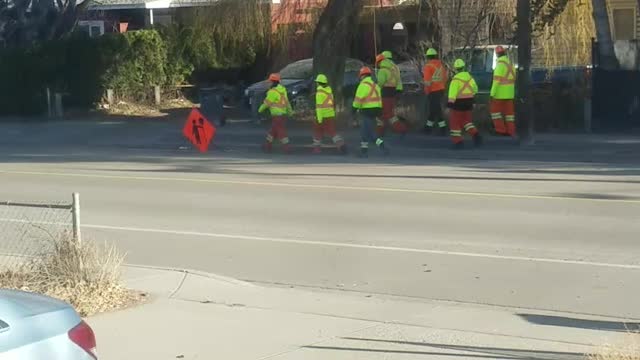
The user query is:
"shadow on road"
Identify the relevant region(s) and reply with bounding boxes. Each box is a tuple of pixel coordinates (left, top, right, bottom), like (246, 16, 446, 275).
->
(304, 337, 586, 360)
(518, 313, 640, 332)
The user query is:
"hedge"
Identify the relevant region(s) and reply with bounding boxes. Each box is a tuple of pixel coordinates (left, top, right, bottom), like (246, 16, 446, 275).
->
(0, 30, 191, 116)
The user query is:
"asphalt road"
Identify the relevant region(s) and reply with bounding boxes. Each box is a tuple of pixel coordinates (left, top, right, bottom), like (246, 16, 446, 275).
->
(1, 120, 640, 319)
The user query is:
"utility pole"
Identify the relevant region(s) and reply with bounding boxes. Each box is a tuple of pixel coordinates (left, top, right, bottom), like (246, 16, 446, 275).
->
(516, 0, 533, 144)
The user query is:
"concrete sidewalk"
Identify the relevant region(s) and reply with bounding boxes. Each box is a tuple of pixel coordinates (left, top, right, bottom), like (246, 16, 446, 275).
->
(1, 119, 640, 164)
(88, 265, 632, 360)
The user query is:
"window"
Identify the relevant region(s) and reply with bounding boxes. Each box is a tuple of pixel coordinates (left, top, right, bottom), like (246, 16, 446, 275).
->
(611, 8, 636, 40)
(77, 21, 105, 38)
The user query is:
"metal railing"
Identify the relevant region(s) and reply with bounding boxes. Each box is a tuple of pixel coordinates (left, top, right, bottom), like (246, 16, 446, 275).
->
(0, 193, 81, 269)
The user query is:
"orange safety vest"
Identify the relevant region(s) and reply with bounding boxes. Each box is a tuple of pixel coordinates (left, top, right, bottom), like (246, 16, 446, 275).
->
(423, 60, 446, 93)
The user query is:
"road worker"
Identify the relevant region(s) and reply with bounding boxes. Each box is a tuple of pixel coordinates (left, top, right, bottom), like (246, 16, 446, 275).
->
(353, 66, 388, 158)
(422, 48, 447, 135)
(376, 51, 407, 136)
(490, 46, 517, 138)
(313, 74, 346, 154)
(447, 59, 482, 150)
(259, 73, 293, 153)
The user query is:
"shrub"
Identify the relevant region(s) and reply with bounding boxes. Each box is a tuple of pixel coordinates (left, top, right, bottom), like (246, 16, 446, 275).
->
(0, 234, 141, 317)
(589, 333, 640, 360)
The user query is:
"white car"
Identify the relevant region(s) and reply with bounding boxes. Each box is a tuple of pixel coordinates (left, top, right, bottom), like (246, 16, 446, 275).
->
(0, 289, 97, 359)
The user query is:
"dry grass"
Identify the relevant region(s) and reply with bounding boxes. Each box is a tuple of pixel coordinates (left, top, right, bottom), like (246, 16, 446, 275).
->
(0, 234, 144, 317)
(100, 101, 167, 117)
(589, 333, 640, 360)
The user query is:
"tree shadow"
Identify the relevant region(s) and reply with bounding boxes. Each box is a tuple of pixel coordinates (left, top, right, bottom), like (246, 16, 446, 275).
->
(518, 313, 640, 332)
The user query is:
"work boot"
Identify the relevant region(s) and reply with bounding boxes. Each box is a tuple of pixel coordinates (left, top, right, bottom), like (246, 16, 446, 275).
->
(312, 147, 322, 155)
(451, 142, 464, 150)
(359, 147, 369, 158)
(473, 134, 484, 147)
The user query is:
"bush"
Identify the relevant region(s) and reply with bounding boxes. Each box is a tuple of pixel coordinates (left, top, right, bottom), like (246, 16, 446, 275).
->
(589, 333, 640, 360)
(102, 30, 168, 102)
(0, 47, 49, 115)
(0, 234, 141, 317)
(0, 29, 191, 115)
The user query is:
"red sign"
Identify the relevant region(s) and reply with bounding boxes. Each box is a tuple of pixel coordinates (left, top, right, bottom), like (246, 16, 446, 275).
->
(183, 108, 216, 153)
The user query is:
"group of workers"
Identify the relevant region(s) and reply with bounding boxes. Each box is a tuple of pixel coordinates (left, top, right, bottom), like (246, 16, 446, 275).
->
(258, 46, 516, 157)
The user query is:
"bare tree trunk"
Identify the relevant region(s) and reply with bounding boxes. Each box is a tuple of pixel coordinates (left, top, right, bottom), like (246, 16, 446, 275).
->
(516, 0, 533, 143)
(312, 0, 363, 104)
(592, 0, 619, 69)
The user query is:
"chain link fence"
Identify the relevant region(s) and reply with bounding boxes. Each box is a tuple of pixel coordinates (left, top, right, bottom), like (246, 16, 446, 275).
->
(0, 194, 80, 270)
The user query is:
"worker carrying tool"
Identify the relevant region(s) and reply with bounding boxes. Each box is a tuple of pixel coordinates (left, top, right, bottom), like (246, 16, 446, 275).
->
(259, 73, 293, 153)
(422, 48, 447, 135)
(490, 46, 517, 138)
(376, 51, 407, 136)
(353, 66, 389, 158)
(313, 74, 346, 154)
(447, 59, 482, 150)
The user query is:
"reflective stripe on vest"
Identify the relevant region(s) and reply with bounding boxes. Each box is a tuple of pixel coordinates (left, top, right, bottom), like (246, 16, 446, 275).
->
(316, 89, 334, 109)
(381, 67, 399, 88)
(495, 60, 516, 85)
(354, 81, 381, 106)
(426, 63, 444, 82)
(453, 78, 475, 100)
(265, 88, 288, 110)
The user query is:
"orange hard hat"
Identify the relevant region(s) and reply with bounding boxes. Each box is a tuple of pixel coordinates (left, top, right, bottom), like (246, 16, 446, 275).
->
(268, 73, 281, 82)
(359, 66, 372, 77)
(375, 54, 385, 64)
(495, 46, 506, 54)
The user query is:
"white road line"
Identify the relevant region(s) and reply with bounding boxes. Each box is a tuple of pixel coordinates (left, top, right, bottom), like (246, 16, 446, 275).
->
(85, 223, 640, 270)
(2, 170, 640, 204)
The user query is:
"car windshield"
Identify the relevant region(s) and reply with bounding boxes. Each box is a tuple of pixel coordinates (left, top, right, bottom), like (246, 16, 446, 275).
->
(281, 59, 363, 80)
(280, 60, 314, 79)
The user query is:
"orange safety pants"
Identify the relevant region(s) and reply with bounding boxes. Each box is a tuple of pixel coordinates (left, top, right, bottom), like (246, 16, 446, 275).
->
(377, 96, 408, 136)
(449, 110, 478, 144)
(265, 116, 290, 152)
(490, 99, 516, 137)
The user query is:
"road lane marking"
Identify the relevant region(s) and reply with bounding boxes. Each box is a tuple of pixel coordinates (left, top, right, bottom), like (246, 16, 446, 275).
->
(85, 223, 640, 270)
(2, 170, 640, 204)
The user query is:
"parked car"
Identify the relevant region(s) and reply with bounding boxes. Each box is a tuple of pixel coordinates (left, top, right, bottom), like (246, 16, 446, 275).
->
(397, 61, 424, 94)
(244, 58, 365, 120)
(0, 289, 97, 359)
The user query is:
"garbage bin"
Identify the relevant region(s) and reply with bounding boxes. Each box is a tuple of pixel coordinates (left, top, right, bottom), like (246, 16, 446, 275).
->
(199, 87, 225, 127)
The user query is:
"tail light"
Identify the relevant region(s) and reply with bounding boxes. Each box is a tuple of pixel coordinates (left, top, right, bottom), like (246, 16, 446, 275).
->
(68, 320, 98, 359)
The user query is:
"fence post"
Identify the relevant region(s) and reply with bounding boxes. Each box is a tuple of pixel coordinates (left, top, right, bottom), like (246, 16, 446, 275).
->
(154, 85, 161, 105)
(54, 93, 63, 118)
(72, 193, 81, 244)
(107, 89, 114, 105)
(46, 88, 53, 118)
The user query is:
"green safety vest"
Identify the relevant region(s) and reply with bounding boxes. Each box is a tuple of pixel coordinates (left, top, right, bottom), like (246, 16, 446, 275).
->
(448, 72, 478, 103)
(315, 85, 336, 123)
(353, 77, 382, 110)
(259, 84, 292, 116)
(491, 55, 516, 100)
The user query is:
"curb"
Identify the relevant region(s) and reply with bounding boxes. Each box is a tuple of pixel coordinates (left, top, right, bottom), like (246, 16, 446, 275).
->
(123, 263, 257, 288)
